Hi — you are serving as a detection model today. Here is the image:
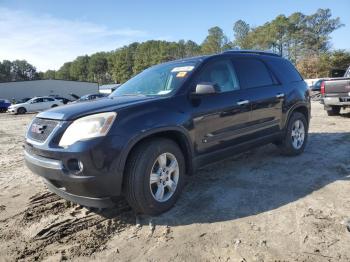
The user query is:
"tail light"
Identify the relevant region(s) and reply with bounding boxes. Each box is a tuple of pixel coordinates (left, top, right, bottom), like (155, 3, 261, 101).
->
(320, 81, 325, 95)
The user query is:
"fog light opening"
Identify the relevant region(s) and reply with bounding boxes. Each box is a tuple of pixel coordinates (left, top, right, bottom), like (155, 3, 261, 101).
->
(67, 159, 84, 174)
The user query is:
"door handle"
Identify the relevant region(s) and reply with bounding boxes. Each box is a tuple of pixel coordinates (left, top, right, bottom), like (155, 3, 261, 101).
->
(276, 93, 285, 99)
(237, 100, 249, 105)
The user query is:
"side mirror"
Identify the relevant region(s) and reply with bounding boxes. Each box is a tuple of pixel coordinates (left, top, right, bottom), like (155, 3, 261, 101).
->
(192, 82, 218, 96)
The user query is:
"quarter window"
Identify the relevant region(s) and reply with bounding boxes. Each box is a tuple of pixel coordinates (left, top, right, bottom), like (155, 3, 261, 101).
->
(196, 60, 240, 93)
(233, 58, 274, 89)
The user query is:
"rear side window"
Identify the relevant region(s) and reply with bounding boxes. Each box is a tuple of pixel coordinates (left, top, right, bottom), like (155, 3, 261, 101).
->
(266, 58, 302, 83)
(233, 58, 274, 89)
(43, 98, 54, 102)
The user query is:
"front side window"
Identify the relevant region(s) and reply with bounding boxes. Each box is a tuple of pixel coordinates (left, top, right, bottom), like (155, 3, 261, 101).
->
(30, 98, 43, 103)
(233, 58, 274, 89)
(111, 62, 198, 97)
(195, 60, 239, 92)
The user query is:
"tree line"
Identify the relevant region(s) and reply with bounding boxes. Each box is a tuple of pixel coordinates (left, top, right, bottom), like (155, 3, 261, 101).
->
(1, 8, 349, 83)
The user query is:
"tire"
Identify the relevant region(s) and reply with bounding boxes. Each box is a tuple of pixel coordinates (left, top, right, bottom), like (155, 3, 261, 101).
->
(326, 106, 341, 116)
(124, 138, 186, 215)
(278, 112, 308, 156)
(17, 107, 26, 114)
(51, 104, 58, 108)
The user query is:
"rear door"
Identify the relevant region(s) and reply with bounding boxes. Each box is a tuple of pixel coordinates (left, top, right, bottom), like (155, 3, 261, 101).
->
(190, 58, 252, 155)
(40, 97, 54, 110)
(232, 57, 283, 137)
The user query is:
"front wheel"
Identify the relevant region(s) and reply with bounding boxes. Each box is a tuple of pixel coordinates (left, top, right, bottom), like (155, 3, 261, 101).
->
(278, 112, 308, 156)
(124, 138, 185, 215)
(17, 107, 26, 114)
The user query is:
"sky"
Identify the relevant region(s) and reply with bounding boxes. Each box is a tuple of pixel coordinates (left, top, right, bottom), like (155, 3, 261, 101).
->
(0, 0, 349, 71)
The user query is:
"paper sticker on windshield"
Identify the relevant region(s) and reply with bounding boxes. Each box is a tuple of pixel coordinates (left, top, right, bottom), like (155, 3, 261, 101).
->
(171, 66, 194, 72)
(158, 90, 172, 95)
(176, 71, 187, 78)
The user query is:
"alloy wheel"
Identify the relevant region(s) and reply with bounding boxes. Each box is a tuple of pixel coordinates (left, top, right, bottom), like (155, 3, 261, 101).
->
(149, 152, 179, 202)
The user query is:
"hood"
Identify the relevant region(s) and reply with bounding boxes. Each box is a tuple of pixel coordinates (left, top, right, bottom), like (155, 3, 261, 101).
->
(37, 96, 156, 120)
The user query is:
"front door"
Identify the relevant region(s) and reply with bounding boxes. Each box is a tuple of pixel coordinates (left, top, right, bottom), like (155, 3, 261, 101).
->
(190, 58, 252, 155)
(29, 98, 44, 112)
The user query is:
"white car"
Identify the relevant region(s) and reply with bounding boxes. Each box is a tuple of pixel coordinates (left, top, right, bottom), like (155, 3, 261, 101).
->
(8, 97, 63, 114)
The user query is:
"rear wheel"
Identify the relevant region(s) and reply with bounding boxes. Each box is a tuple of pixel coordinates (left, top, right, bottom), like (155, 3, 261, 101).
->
(124, 138, 185, 215)
(326, 106, 341, 116)
(51, 104, 58, 108)
(278, 112, 308, 156)
(17, 107, 26, 114)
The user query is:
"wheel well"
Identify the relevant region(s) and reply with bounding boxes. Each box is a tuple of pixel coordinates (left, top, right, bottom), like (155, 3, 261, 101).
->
(292, 106, 309, 123)
(123, 131, 193, 177)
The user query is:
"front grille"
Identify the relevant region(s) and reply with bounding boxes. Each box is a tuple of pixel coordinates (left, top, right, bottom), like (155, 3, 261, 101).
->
(27, 118, 60, 142)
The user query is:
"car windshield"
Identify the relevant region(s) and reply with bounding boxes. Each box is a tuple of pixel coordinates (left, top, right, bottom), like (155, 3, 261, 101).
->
(110, 62, 197, 97)
(78, 95, 90, 101)
(345, 67, 350, 78)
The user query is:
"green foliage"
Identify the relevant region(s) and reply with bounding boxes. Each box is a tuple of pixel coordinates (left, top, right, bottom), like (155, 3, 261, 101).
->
(296, 50, 350, 78)
(0, 60, 12, 82)
(0, 60, 38, 82)
(56, 62, 72, 80)
(88, 52, 110, 83)
(201, 26, 230, 54)
(69, 55, 90, 81)
(233, 20, 251, 49)
(2, 8, 345, 83)
(43, 70, 56, 79)
(233, 9, 343, 64)
(44, 40, 201, 85)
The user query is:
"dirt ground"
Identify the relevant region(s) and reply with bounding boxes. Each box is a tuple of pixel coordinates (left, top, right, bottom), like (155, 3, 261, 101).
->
(0, 101, 350, 262)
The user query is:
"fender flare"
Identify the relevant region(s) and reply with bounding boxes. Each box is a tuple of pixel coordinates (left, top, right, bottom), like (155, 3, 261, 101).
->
(283, 102, 310, 129)
(116, 126, 194, 187)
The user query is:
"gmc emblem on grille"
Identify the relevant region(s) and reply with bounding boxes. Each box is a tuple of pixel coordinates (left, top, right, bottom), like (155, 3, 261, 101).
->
(31, 124, 47, 134)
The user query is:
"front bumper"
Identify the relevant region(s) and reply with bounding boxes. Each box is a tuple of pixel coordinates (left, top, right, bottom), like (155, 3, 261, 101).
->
(7, 108, 17, 113)
(24, 135, 126, 208)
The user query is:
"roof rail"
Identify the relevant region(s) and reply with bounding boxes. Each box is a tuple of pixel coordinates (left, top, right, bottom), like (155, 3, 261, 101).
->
(223, 49, 281, 57)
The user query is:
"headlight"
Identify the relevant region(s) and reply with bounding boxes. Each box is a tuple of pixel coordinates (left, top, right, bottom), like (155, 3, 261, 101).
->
(59, 112, 117, 147)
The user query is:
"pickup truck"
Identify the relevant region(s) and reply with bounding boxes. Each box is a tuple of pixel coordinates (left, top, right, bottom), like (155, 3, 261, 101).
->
(321, 66, 350, 116)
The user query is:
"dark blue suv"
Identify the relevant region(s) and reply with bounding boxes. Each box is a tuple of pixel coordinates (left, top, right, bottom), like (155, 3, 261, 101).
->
(24, 50, 310, 215)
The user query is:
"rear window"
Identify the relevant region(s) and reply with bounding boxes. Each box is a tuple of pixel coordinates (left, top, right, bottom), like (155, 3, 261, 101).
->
(266, 58, 302, 83)
(233, 58, 274, 89)
(43, 98, 54, 102)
